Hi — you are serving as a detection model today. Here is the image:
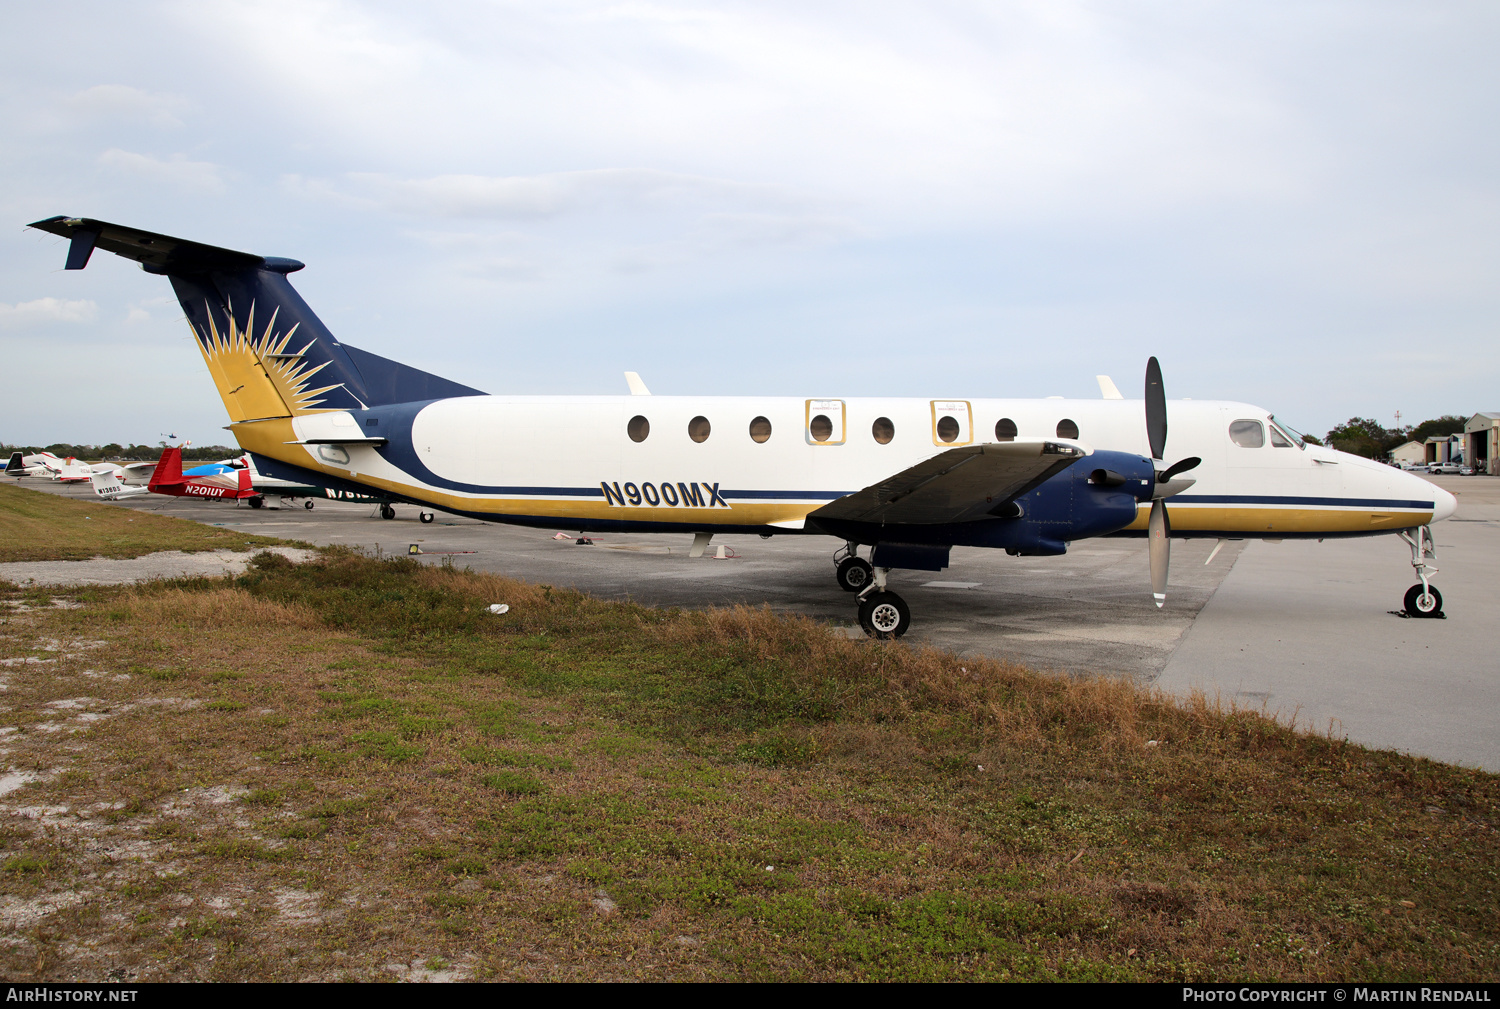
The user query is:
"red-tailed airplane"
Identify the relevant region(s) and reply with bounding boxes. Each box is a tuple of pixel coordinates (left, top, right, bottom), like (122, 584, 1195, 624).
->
(146, 444, 258, 502)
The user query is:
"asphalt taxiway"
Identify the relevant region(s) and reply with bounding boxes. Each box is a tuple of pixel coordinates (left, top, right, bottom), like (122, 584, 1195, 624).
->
(8, 475, 1496, 770)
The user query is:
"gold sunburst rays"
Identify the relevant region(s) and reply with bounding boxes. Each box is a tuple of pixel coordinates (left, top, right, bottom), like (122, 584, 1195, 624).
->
(194, 298, 360, 420)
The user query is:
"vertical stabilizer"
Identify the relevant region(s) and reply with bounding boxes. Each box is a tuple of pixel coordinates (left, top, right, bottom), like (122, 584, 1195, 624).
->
(149, 446, 183, 489)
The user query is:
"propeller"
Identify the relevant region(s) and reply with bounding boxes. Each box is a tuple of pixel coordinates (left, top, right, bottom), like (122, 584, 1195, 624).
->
(1144, 357, 1202, 609)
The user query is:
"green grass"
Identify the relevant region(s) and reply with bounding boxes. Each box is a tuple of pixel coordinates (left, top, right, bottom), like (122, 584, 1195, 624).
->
(0, 482, 281, 562)
(0, 547, 1494, 982)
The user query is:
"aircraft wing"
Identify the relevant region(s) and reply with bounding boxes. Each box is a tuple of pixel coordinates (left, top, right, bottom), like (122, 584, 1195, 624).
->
(810, 439, 1087, 526)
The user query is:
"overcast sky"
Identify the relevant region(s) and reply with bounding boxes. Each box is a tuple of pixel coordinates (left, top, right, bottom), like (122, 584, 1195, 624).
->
(3, 1, 1497, 447)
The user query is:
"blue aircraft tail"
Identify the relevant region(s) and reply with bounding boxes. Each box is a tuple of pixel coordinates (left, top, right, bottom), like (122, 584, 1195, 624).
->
(28, 216, 484, 421)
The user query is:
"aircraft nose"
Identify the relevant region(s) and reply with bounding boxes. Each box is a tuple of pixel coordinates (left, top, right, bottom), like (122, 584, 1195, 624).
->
(1428, 481, 1458, 522)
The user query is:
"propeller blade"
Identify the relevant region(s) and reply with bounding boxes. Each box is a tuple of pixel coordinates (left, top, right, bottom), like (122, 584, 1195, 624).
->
(1149, 498, 1170, 608)
(1145, 356, 1167, 461)
(1158, 456, 1202, 483)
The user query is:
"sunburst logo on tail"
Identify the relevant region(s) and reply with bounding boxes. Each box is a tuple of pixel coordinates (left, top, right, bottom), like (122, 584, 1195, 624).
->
(191, 299, 361, 422)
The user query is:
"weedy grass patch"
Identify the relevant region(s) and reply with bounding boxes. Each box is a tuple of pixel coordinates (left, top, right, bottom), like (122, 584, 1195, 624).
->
(0, 547, 1492, 982)
(0, 482, 282, 562)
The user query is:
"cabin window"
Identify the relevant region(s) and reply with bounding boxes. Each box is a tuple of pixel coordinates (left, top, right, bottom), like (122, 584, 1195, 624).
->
(749, 416, 772, 443)
(929, 401, 973, 445)
(995, 418, 1017, 441)
(688, 416, 711, 443)
(1229, 419, 1264, 448)
(805, 400, 846, 444)
(1056, 419, 1079, 439)
(872, 417, 895, 444)
(628, 415, 650, 443)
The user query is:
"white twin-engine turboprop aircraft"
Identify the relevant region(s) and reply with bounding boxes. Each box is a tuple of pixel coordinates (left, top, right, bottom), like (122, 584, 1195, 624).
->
(29, 216, 1457, 637)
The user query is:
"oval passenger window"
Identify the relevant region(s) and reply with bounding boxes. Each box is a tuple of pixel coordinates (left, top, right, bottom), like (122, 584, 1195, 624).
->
(1056, 419, 1079, 439)
(872, 417, 894, 444)
(995, 418, 1017, 442)
(628, 415, 650, 443)
(809, 414, 833, 442)
(936, 416, 960, 443)
(749, 416, 772, 443)
(688, 416, 711, 443)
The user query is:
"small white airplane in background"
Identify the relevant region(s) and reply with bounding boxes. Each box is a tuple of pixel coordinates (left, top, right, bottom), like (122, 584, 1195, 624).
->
(30, 216, 1458, 636)
(89, 469, 150, 501)
(5, 451, 94, 482)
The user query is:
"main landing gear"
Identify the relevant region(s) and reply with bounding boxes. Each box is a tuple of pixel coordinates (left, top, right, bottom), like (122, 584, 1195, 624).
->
(1398, 525, 1444, 618)
(833, 542, 874, 592)
(834, 545, 911, 639)
(380, 504, 396, 520)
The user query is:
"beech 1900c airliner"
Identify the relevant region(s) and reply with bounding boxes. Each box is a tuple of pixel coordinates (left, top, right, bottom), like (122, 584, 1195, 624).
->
(29, 216, 1456, 638)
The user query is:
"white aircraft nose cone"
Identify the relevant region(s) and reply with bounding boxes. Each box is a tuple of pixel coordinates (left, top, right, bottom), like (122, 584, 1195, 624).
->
(1429, 482, 1458, 522)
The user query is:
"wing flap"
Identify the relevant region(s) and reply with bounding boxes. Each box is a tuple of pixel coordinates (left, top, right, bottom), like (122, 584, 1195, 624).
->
(811, 439, 1087, 526)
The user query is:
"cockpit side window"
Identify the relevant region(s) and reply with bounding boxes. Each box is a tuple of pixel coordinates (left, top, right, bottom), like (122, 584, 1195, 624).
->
(1229, 419, 1265, 448)
(1269, 424, 1294, 448)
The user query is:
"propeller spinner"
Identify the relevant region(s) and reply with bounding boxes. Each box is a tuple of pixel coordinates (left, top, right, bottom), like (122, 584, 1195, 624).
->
(1144, 357, 1201, 609)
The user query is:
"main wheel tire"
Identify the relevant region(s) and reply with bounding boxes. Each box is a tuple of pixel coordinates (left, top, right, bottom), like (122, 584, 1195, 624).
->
(419, 511, 434, 524)
(305, 500, 315, 510)
(836, 556, 874, 593)
(858, 591, 911, 640)
(247, 496, 264, 510)
(1404, 583, 1443, 618)
(380, 504, 396, 520)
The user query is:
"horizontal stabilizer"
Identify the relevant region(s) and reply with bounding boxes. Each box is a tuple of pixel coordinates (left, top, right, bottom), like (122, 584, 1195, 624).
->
(30, 216, 278, 275)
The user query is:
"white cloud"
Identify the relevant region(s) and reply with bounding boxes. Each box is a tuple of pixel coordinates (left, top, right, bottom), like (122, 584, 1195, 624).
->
(98, 148, 226, 193)
(62, 84, 190, 128)
(0, 299, 99, 328)
(312, 168, 814, 220)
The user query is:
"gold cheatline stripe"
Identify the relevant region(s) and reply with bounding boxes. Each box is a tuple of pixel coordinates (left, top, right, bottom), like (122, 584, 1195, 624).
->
(1126, 504, 1432, 533)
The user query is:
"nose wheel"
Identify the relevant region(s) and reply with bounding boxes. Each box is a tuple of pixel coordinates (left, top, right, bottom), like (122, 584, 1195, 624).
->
(1398, 525, 1445, 618)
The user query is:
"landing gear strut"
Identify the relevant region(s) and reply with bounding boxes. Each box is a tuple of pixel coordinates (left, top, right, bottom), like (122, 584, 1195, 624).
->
(833, 542, 874, 593)
(1398, 525, 1444, 618)
(856, 566, 910, 639)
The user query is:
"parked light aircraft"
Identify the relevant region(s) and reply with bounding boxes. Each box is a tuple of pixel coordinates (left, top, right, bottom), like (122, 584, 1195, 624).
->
(184, 454, 400, 515)
(144, 444, 259, 503)
(89, 469, 150, 501)
(29, 216, 1458, 636)
(6, 451, 93, 482)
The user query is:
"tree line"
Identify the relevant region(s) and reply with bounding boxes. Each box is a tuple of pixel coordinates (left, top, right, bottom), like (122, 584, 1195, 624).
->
(1323, 415, 1467, 459)
(1, 443, 241, 463)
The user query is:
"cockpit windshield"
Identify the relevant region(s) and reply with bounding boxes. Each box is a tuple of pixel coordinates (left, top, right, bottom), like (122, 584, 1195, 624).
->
(1268, 416, 1306, 451)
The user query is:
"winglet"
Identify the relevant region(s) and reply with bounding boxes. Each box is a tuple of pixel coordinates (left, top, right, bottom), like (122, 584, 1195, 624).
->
(1096, 375, 1124, 400)
(624, 372, 651, 396)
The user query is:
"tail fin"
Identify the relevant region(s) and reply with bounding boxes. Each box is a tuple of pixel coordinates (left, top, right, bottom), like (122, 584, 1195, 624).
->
(5, 452, 21, 474)
(148, 446, 183, 488)
(28, 217, 485, 423)
(89, 470, 124, 498)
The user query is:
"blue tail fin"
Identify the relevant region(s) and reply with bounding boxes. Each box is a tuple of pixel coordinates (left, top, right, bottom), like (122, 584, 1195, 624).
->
(28, 216, 484, 422)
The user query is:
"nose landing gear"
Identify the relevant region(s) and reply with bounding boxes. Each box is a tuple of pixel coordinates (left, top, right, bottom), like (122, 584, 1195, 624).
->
(1398, 525, 1445, 618)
